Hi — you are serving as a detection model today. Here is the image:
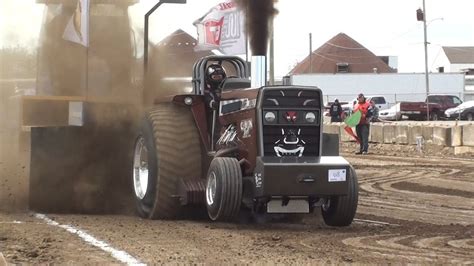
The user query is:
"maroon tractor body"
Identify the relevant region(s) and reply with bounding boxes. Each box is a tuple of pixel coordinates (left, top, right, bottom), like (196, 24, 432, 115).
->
(133, 56, 359, 226)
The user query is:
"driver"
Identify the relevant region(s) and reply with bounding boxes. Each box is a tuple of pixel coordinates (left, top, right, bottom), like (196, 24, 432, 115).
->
(204, 64, 226, 109)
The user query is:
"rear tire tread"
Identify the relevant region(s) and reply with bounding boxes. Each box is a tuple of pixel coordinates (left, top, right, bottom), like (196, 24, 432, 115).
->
(146, 104, 201, 219)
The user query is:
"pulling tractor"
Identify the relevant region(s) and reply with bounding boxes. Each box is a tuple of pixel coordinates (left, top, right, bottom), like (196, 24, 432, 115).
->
(22, 0, 358, 226)
(135, 55, 359, 225)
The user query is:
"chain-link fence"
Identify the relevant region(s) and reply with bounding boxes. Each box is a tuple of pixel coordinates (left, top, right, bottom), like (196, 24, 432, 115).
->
(323, 92, 464, 106)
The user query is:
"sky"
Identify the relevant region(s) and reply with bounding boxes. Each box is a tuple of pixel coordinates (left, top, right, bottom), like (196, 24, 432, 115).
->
(1, 0, 473, 77)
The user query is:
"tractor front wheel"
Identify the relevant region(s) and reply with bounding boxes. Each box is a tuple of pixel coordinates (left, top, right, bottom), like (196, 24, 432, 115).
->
(205, 157, 243, 221)
(321, 166, 359, 226)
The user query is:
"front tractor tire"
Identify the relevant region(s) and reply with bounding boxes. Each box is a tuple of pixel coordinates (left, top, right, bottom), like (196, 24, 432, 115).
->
(321, 167, 359, 226)
(205, 157, 243, 221)
(133, 104, 201, 219)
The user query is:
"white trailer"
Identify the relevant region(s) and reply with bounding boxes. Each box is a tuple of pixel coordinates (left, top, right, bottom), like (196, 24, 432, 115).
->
(465, 75, 474, 101)
(287, 73, 466, 104)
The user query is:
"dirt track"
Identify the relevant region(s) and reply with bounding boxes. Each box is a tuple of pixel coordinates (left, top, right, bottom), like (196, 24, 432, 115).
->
(1, 147, 473, 264)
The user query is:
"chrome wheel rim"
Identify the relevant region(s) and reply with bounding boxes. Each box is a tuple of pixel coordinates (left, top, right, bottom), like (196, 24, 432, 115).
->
(206, 172, 217, 206)
(133, 136, 149, 200)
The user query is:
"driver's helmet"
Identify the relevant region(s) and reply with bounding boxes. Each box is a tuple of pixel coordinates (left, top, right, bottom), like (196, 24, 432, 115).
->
(206, 64, 226, 87)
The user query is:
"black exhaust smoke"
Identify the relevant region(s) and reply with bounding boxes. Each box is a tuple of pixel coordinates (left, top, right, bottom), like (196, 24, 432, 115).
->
(235, 0, 278, 55)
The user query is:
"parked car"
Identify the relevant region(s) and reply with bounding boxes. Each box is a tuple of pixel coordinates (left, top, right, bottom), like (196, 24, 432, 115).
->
(445, 100, 474, 121)
(379, 103, 402, 121)
(341, 95, 390, 115)
(399, 94, 462, 121)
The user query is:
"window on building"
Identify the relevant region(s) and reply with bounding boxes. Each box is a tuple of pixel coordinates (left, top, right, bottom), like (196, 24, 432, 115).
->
(336, 63, 349, 73)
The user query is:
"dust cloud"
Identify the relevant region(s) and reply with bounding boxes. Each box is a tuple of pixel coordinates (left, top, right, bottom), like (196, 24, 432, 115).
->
(0, 0, 40, 211)
(0, 1, 202, 214)
(0, 1, 139, 214)
(0, 79, 32, 212)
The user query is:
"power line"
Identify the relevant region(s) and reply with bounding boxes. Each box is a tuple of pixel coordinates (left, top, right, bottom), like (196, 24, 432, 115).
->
(317, 52, 376, 59)
(430, 47, 442, 69)
(310, 51, 386, 65)
(325, 42, 366, 50)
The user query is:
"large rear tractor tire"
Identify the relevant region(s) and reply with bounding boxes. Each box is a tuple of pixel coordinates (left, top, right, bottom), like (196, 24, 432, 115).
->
(205, 157, 243, 221)
(132, 104, 201, 219)
(321, 167, 359, 226)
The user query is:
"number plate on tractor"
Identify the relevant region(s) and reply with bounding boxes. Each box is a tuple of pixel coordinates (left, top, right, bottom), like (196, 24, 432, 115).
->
(328, 169, 347, 182)
(267, 199, 310, 213)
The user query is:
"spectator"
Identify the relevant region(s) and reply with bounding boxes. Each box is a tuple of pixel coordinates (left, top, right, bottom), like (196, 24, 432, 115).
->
(329, 99, 343, 122)
(353, 93, 371, 154)
(367, 100, 380, 122)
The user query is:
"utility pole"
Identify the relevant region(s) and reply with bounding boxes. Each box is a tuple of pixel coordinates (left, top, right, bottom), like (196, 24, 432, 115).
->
(418, 0, 430, 120)
(144, 0, 186, 73)
(309, 33, 313, 73)
(269, 16, 275, 85)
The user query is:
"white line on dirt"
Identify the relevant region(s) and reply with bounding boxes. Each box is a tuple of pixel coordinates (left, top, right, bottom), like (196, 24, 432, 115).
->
(353, 218, 398, 226)
(0, 252, 7, 265)
(35, 213, 144, 266)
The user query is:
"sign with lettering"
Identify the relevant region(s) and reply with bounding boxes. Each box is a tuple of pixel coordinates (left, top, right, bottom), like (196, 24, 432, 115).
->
(194, 1, 246, 55)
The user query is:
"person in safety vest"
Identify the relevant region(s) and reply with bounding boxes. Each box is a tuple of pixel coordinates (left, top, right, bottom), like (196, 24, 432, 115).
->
(353, 93, 371, 154)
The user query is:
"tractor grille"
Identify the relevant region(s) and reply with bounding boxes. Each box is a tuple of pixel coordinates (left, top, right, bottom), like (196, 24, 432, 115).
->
(260, 88, 322, 157)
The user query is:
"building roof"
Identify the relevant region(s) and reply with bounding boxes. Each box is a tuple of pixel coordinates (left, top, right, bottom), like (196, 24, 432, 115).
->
(289, 33, 394, 75)
(157, 29, 199, 49)
(443, 47, 474, 64)
(152, 29, 214, 76)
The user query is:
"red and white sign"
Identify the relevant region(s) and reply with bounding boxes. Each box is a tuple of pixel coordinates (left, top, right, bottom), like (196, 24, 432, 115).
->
(203, 17, 225, 46)
(194, 1, 246, 55)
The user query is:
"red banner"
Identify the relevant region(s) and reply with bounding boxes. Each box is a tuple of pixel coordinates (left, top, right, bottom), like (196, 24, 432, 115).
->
(193, 1, 246, 55)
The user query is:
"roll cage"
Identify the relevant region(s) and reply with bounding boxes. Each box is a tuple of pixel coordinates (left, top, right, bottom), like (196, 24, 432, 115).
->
(192, 55, 251, 95)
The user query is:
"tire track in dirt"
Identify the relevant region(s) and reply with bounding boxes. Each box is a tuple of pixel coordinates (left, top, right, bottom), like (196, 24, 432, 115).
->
(401, 177, 474, 193)
(413, 236, 474, 252)
(334, 155, 474, 262)
(361, 168, 473, 209)
(348, 155, 474, 226)
(341, 234, 473, 264)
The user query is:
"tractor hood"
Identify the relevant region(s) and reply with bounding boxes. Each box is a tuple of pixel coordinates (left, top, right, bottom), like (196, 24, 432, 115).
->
(219, 88, 260, 116)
